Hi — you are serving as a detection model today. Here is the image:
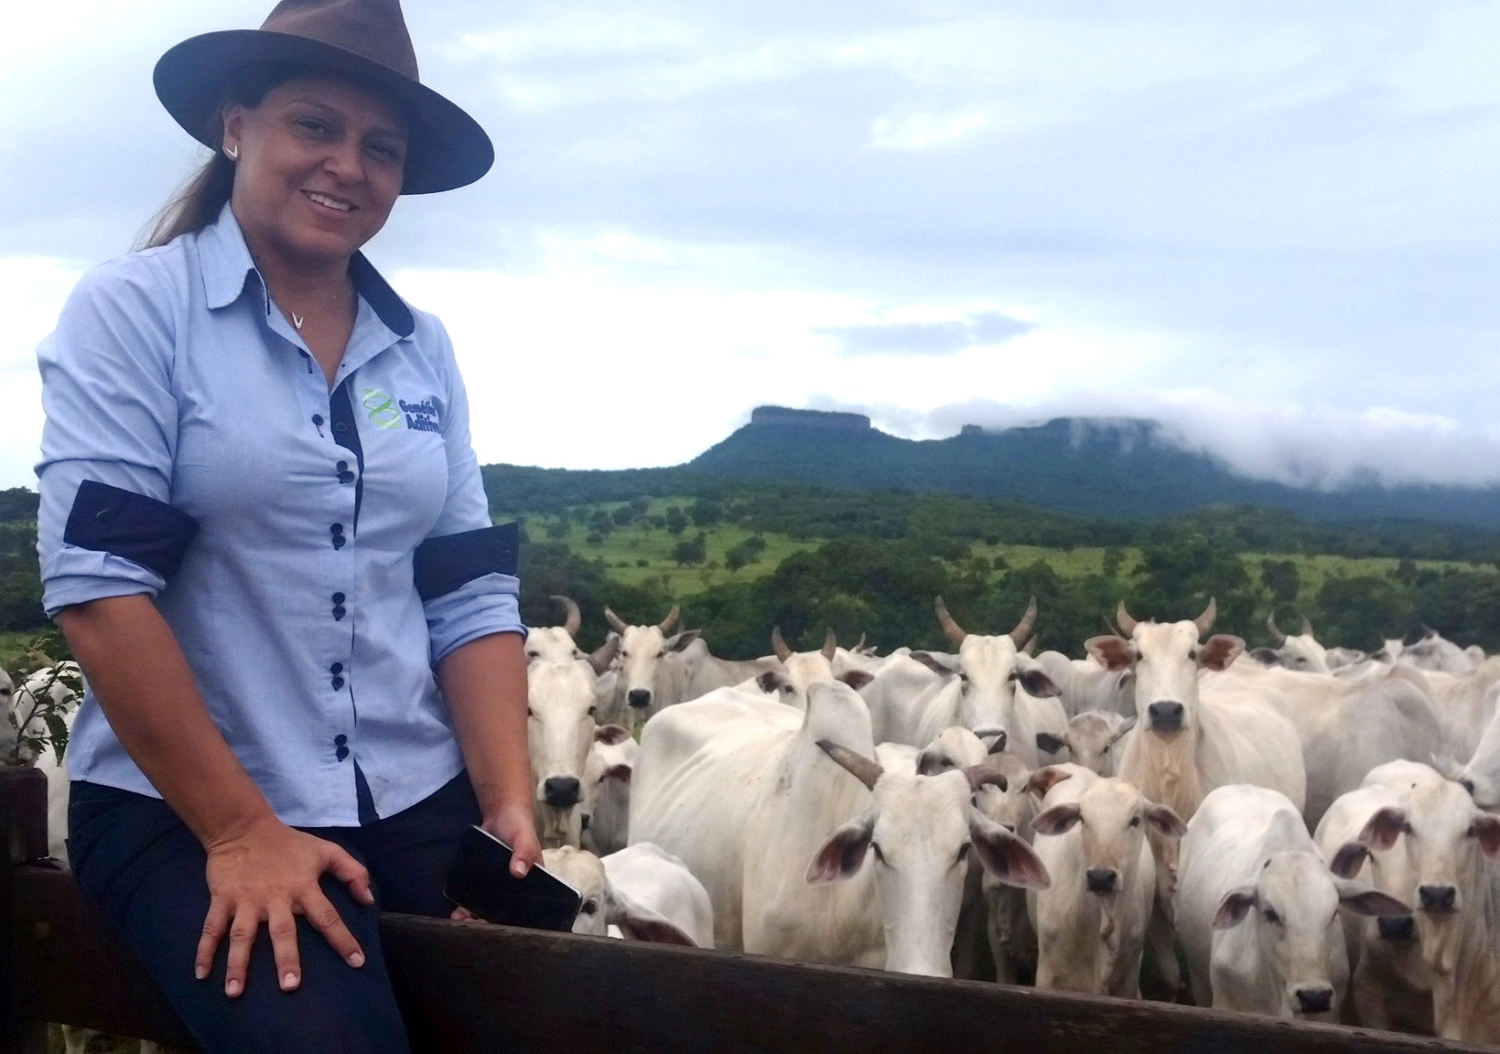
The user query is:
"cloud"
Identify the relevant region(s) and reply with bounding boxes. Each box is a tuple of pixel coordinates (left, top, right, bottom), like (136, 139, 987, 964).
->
(817, 310, 1033, 357)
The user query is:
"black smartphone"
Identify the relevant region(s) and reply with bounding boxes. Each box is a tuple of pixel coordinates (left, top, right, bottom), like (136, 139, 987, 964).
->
(444, 825, 582, 931)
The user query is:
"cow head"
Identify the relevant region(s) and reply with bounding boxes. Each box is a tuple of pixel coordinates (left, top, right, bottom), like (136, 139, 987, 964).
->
(1266, 612, 1330, 674)
(528, 655, 614, 845)
(1085, 599, 1240, 738)
(541, 845, 699, 945)
(1035, 711, 1136, 775)
(605, 606, 699, 724)
(1032, 777, 1184, 897)
(920, 597, 1059, 744)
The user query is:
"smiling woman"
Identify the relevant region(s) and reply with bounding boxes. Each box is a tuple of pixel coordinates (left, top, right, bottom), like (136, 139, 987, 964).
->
(33, 2, 538, 1053)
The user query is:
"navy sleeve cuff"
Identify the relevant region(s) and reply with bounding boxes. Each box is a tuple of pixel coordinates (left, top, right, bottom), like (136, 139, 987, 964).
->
(414, 522, 520, 602)
(62, 479, 199, 581)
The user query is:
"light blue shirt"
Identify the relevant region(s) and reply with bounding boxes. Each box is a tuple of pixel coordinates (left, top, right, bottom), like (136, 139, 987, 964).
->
(35, 203, 524, 827)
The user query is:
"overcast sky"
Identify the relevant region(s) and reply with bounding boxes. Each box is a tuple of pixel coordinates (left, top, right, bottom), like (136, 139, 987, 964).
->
(3, 1, 1499, 493)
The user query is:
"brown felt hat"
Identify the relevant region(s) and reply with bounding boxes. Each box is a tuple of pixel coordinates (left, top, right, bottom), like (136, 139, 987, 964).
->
(154, 0, 493, 194)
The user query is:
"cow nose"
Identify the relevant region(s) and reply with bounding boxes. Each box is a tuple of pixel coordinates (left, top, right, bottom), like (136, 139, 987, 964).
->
(1147, 701, 1185, 731)
(1419, 884, 1458, 912)
(1377, 915, 1415, 941)
(974, 728, 1007, 752)
(1085, 868, 1118, 894)
(543, 776, 581, 807)
(1294, 986, 1333, 1014)
(627, 689, 652, 709)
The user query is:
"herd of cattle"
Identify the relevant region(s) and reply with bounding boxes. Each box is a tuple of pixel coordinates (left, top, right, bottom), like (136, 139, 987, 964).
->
(9, 594, 1500, 1045)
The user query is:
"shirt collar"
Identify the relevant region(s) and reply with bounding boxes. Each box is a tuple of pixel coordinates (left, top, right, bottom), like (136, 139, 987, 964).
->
(197, 203, 415, 339)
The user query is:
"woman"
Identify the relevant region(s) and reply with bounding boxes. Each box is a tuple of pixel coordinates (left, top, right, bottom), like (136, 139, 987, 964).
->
(35, 2, 539, 1050)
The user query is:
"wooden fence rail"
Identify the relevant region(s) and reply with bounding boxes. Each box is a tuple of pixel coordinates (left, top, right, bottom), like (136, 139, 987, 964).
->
(2, 766, 1490, 1053)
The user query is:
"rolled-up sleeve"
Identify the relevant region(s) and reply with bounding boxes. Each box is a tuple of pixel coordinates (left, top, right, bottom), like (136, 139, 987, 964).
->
(35, 258, 197, 616)
(414, 319, 524, 665)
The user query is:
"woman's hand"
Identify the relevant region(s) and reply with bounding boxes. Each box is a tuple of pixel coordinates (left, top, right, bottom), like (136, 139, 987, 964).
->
(196, 815, 375, 997)
(482, 802, 543, 879)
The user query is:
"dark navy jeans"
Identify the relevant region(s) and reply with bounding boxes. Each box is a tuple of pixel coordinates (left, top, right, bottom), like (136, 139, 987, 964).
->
(67, 771, 482, 1053)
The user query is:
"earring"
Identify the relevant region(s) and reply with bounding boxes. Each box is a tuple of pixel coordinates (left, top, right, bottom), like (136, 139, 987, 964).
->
(225, 144, 239, 160)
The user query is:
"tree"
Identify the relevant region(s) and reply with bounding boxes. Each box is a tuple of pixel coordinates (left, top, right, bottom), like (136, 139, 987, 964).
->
(1259, 558, 1300, 605)
(672, 532, 708, 566)
(665, 506, 688, 536)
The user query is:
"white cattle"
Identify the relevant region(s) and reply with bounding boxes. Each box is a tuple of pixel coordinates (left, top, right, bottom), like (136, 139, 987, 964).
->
(1177, 784, 1406, 1021)
(1388, 659, 1500, 761)
(580, 724, 637, 856)
(540, 845, 702, 946)
(528, 644, 618, 849)
(972, 752, 1040, 983)
(1315, 763, 1443, 1033)
(1026, 766, 1186, 997)
(1352, 775, 1500, 1042)
(525, 595, 588, 665)
(1378, 628, 1480, 675)
(859, 598, 1066, 767)
(1030, 649, 1135, 719)
(1264, 613, 1331, 675)
(631, 681, 1049, 974)
(674, 635, 780, 701)
(1035, 710, 1135, 777)
(605, 605, 697, 730)
(1219, 660, 1443, 828)
(603, 842, 715, 949)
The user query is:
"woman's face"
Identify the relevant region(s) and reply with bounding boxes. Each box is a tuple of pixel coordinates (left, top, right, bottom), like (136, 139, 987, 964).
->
(223, 75, 408, 273)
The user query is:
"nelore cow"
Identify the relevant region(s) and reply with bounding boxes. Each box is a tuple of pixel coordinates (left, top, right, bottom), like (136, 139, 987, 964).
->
(606, 605, 697, 730)
(528, 642, 619, 849)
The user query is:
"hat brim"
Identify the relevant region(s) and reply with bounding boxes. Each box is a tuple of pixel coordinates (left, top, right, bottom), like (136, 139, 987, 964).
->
(154, 30, 493, 195)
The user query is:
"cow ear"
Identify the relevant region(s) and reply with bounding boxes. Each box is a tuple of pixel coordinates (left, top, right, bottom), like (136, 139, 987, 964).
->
(1085, 636, 1133, 672)
(606, 887, 700, 947)
(1110, 715, 1137, 744)
(970, 813, 1050, 890)
(756, 670, 789, 694)
(1023, 765, 1072, 800)
(1358, 807, 1407, 851)
(1333, 879, 1411, 918)
(1031, 803, 1081, 837)
(806, 816, 875, 884)
(909, 651, 956, 676)
(1035, 732, 1066, 756)
(1014, 669, 1061, 698)
(838, 670, 874, 692)
(1247, 647, 1279, 666)
(917, 748, 954, 777)
(666, 629, 701, 653)
(1212, 887, 1257, 929)
(1143, 802, 1187, 839)
(1329, 842, 1370, 879)
(1198, 635, 1244, 671)
(1470, 815, 1500, 858)
(604, 763, 632, 785)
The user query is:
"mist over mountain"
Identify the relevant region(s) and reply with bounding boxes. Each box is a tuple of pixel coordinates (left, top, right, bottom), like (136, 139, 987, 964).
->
(689, 410, 1500, 526)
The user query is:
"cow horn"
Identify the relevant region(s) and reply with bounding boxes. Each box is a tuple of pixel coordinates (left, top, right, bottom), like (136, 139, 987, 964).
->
(1116, 602, 1138, 638)
(551, 594, 582, 636)
(771, 626, 793, 662)
(604, 606, 628, 634)
(935, 596, 966, 645)
(817, 739, 883, 790)
(588, 635, 621, 676)
(1009, 596, 1038, 647)
(853, 633, 867, 653)
(1022, 637, 1038, 656)
(965, 763, 1009, 794)
(1266, 612, 1286, 646)
(821, 628, 838, 662)
(659, 605, 680, 633)
(1194, 597, 1218, 637)
(1299, 614, 1314, 638)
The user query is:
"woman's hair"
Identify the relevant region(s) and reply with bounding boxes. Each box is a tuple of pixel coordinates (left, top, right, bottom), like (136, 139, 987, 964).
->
(137, 63, 319, 250)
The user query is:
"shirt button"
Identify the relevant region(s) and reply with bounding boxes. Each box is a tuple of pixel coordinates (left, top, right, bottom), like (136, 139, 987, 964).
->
(312, 414, 324, 427)
(335, 734, 348, 746)
(336, 745, 350, 762)
(330, 662, 343, 675)
(332, 676, 345, 690)
(332, 536, 345, 550)
(333, 606, 347, 620)
(330, 523, 344, 535)
(332, 592, 346, 604)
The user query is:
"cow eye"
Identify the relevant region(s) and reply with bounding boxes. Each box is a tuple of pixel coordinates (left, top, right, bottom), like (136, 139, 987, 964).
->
(526, 707, 535, 718)
(954, 843, 971, 866)
(1102, 746, 1110, 755)
(657, 650, 666, 659)
(581, 899, 599, 916)
(1188, 649, 1198, 661)
(1263, 907, 1280, 925)
(526, 649, 539, 659)
(871, 843, 887, 865)
(587, 706, 598, 718)
(1128, 815, 1140, 827)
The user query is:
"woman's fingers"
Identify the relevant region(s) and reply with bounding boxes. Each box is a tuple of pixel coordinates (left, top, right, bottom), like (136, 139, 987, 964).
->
(195, 897, 231, 981)
(267, 903, 302, 991)
(224, 905, 259, 997)
(324, 843, 375, 906)
(301, 887, 366, 969)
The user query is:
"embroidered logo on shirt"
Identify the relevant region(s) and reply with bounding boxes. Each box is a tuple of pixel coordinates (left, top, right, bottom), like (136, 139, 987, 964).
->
(361, 388, 402, 429)
(400, 398, 442, 434)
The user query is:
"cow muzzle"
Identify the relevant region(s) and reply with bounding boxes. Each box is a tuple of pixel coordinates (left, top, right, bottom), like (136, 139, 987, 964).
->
(973, 728, 1007, 752)
(1377, 915, 1415, 941)
(542, 776, 582, 807)
(1085, 868, 1118, 895)
(1418, 884, 1458, 913)
(1293, 986, 1334, 1015)
(1146, 701, 1185, 732)
(627, 689, 652, 709)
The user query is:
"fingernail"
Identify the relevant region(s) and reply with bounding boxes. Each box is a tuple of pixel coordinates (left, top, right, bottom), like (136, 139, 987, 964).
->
(515, 863, 529, 877)
(195, 964, 207, 981)
(348, 952, 365, 968)
(282, 972, 299, 990)
(226, 979, 242, 997)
